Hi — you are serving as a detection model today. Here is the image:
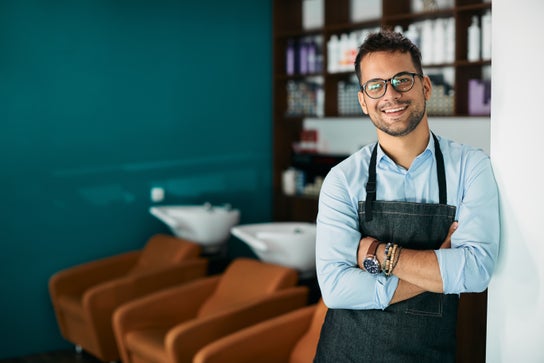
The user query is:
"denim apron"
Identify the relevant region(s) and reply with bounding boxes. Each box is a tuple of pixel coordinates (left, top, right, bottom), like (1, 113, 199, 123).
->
(315, 134, 459, 362)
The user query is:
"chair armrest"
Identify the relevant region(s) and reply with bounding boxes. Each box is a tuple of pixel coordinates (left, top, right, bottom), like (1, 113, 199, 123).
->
(125, 258, 209, 293)
(113, 276, 221, 363)
(165, 286, 309, 363)
(194, 305, 316, 363)
(113, 276, 220, 334)
(82, 258, 209, 325)
(49, 251, 140, 297)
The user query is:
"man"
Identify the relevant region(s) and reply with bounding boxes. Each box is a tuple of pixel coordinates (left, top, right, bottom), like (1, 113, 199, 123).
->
(314, 30, 499, 362)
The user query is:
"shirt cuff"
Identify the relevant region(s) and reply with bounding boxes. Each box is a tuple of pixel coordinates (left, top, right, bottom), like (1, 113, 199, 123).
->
(434, 248, 464, 294)
(375, 274, 399, 309)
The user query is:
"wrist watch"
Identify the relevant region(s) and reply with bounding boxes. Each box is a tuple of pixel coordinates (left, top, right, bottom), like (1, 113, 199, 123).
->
(362, 239, 381, 274)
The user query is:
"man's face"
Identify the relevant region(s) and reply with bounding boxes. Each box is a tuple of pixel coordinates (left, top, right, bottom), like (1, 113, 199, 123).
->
(357, 51, 431, 137)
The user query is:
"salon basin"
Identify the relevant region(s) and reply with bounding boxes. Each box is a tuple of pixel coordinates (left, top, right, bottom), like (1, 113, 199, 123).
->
(230, 222, 317, 277)
(149, 203, 240, 253)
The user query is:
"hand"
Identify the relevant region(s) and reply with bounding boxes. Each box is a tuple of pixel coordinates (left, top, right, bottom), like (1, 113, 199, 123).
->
(439, 221, 458, 249)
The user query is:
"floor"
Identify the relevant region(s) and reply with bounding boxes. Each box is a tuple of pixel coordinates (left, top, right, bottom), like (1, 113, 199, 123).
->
(0, 350, 104, 363)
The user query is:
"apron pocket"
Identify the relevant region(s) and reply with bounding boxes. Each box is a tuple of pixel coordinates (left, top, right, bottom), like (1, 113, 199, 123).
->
(399, 292, 445, 317)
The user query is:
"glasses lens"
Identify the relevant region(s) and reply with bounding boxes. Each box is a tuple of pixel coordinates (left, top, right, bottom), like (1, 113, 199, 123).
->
(391, 73, 415, 92)
(365, 81, 385, 98)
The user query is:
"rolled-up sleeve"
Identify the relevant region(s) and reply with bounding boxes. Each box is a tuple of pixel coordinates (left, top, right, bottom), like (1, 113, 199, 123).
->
(435, 154, 500, 294)
(316, 165, 398, 310)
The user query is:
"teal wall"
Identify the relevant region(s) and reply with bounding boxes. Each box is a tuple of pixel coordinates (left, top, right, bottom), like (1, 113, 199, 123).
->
(0, 0, 272, 358)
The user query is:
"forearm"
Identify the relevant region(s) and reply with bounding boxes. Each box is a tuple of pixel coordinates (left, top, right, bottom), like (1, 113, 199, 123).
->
(357, 237, 446, 303)
(389, 279, 426, 304)
(381, 245, 444, 293)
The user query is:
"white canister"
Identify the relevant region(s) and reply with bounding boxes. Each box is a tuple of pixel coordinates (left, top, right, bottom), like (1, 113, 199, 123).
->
(282, 168, 297, 196)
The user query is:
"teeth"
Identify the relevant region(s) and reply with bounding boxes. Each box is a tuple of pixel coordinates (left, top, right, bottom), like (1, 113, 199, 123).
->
(383, 106, 406, 113)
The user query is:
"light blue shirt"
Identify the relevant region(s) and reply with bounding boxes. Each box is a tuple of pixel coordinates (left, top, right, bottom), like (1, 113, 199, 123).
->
(316, 133, 500, 310)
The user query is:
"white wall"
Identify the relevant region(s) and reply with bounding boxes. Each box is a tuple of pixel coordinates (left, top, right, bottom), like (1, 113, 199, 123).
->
(487, 0, 544, 361)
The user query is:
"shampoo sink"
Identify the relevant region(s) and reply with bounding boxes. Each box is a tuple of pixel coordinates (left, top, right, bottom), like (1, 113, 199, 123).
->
(230, 222, 316, 277)
(150, 203, 240, 253)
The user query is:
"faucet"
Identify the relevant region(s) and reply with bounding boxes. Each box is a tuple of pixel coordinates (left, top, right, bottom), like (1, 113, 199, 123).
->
(203, 202, 213, 212)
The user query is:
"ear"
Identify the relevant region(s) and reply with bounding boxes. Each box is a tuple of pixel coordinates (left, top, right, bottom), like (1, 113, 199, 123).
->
(422, 76, 432, 101)
(358, 91, 368, 115)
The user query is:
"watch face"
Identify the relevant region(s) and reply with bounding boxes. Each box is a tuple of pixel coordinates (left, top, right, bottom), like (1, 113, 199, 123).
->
(363, 257, 381, 274)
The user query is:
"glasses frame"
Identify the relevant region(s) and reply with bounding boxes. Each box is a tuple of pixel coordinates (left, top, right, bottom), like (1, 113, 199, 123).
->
(360, 71, 424, 99)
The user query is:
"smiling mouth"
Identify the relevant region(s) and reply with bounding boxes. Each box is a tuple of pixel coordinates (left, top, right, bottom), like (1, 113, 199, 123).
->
(382, 105, 408, 114)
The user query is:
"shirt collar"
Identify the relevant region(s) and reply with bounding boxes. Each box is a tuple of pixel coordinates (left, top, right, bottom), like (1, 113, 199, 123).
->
(375, 133, 435, 171)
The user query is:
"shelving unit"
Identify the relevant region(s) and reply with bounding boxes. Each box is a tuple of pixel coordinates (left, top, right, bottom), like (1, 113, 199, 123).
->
(273, 0, 491, 223)
(272, 1, 491, 362)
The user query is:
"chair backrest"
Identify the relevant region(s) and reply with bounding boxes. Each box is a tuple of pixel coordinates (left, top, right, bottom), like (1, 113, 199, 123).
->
(197, 258, 298, 317)
(128, 234, 201, 276)
(289, 299, 328, 363)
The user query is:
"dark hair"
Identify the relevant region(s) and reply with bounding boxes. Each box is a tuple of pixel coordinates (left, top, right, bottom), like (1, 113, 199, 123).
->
(354, 30, 423, 83)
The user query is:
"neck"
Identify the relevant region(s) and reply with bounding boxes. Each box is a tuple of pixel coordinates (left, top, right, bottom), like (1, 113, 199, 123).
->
(376, 120, 430, 169)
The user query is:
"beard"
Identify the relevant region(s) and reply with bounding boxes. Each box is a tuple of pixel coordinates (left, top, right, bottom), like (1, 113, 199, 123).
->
(369, 100, 426, 137)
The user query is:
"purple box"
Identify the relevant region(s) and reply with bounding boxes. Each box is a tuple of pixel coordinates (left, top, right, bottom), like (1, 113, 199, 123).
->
(468, 79, 491, 116)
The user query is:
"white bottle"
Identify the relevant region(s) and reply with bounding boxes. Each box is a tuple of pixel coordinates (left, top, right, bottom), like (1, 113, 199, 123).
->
(420, 20, 433, 64)
(316, 87, 324, 118)
(432, 19, 446, 64)
(445, 17, 455, 63)
(346, 32, 358, 71)
(327, 35, 339, 73)
(467, 16, 481, 61)
(481, 11, 492, 60)
(405, 24, 420, 49)
(339, 33, 350, 71)
(282, 168, 297, 196)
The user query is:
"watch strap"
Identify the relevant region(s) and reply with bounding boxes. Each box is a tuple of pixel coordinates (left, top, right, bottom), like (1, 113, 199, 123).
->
(366, 239, 379, 258)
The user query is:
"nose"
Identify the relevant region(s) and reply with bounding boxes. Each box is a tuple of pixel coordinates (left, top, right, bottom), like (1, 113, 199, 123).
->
(383, 80, 402, 100)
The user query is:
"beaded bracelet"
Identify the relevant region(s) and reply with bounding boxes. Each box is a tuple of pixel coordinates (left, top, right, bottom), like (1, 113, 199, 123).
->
(382, 242, 393, 271)
(390, 246, 402, 275)
(382, 242, 402, 276)
(385, 244, 396, 276)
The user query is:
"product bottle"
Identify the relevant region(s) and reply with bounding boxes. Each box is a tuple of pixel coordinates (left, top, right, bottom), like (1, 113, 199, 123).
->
(445, 17, 455, 63)
(405, 24, 420, 49)
(327, 35, 339, 73)
(467, 16, 481, 62)
(481, 11, 492, 60)
(339, 33, 349, 71)
(286, 39, 295, 75)
(347, 32, 358, 70)
(282, 168, 297, 196)
(299, 40, 308, 74)
(421, 20, 434, 64)
(307, 39, 316, 73)
(432, 18, 446, 64)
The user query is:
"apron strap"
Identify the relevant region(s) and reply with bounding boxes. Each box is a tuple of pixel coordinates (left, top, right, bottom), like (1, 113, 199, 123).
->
(364, 133, 447, 222)
(432, 132, 447, 205)
(364, 144, 378, 222)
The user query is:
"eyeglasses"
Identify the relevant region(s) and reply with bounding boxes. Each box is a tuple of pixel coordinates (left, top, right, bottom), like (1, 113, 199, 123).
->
(360, 72, 423, 99)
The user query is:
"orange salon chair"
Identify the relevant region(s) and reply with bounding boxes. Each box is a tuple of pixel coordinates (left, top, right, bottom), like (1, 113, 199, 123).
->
(193, 298, 327, 363)
(49, 234, 208, 362)
(113, 258, 309, 363)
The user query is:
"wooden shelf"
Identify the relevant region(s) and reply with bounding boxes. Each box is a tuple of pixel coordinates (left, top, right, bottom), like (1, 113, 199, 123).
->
(273, 0, 492, 221)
